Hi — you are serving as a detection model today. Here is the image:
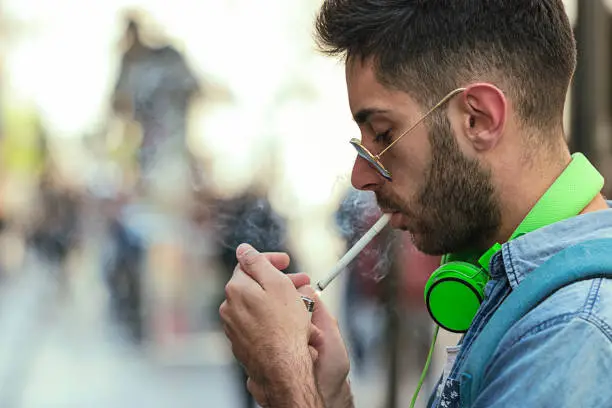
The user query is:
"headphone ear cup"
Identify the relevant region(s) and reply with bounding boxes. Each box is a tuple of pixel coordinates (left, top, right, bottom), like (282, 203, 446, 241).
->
(424, 261, 489, 333)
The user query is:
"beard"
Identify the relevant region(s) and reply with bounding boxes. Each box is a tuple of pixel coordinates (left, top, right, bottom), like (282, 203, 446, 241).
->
(377, 113, 501, 255)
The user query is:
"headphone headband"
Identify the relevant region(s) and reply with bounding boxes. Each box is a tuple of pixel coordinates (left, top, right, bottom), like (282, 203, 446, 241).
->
(510, 153, 604, 240)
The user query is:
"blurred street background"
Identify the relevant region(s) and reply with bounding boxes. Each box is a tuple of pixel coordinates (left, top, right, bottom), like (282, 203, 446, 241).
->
(0, 1, 611, 407)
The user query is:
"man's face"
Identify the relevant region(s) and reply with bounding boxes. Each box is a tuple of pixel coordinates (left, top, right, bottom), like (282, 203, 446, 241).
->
(346, 59, 501, 255)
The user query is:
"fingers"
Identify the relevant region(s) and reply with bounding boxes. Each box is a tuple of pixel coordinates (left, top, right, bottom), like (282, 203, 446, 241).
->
(236, 244, 287, 290)
(246, 377, 269, 407)
(225, 267, 263, 301)
(309, 323, 325, 351)
(297, 284, 317, 299)
(263, 252, 291, 271)
(288, 273, 311, 288)
(219, 300, 230, 324)
(308, 345, 319, 362)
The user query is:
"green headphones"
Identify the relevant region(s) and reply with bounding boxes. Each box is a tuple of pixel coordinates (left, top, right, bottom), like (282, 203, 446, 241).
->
(424, 153, 605, 333)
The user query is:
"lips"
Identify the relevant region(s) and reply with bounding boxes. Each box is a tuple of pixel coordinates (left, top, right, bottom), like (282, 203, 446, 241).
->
(379, 206, 400, 214)
(390, 212, 403, 227)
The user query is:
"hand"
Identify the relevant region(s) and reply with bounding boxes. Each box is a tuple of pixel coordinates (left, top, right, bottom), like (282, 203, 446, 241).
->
(248, 276, 353, 408)
(299, 285, 352, 408)
(219, 244, 323, 407)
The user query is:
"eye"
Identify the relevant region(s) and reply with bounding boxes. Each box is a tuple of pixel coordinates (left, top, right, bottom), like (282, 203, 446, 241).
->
(374, 129, 392, 144)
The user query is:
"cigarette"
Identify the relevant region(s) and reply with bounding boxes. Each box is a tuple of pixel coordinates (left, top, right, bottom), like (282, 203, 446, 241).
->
(315, 213, 391, 293)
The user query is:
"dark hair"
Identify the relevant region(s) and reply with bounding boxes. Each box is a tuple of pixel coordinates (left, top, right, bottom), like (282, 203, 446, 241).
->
(315, 0, 576, 129)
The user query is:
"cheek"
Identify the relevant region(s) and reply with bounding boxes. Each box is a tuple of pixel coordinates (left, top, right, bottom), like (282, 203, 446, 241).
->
(391, 125, 430, 170)
(387, 169, 419, 204)
(386, 137, 430, 200)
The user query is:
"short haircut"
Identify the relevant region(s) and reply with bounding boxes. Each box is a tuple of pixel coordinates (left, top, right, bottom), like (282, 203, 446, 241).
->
(315, 0, 577, 129)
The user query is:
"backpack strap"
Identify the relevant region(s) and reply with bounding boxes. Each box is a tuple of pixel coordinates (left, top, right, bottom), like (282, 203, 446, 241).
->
(459, 238, 612, 408)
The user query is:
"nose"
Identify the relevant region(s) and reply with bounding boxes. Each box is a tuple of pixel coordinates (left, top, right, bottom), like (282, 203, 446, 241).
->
(351, 155, 385, 192)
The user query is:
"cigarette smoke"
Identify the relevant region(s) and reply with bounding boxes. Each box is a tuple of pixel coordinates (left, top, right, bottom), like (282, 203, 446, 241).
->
(212, 192, 297, 273)
(333, 187, 398, 282)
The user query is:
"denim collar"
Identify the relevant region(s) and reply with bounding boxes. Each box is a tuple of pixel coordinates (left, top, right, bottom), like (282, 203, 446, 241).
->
(495, 201, 612, 289)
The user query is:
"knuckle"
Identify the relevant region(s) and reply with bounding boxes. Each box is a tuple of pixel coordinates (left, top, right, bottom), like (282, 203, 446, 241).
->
(308, 345, 319, 361)
(219, 301, 230, 321)
(246, 378, 255, 393)
(247, 378, 268, 406)
(224, 281, 236, 298)
(278, 273, 293, 287)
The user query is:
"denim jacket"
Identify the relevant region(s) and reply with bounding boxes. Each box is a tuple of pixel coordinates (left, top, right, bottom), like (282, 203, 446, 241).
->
(429, 204, 612, 408)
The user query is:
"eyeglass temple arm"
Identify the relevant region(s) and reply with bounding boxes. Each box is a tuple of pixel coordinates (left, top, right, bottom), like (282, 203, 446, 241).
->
(376, 88, 467, 158)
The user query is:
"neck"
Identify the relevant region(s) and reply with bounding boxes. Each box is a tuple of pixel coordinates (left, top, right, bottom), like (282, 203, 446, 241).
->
(489, 146, 607, 248)
(580, 193, 609, 214)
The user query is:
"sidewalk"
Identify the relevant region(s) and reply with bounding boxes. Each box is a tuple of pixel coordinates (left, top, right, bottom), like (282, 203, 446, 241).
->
(0, 252, 243, 408)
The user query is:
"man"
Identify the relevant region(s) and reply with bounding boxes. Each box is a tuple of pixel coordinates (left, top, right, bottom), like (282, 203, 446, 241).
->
(213, 186, 299, 408)
(112, 15, 201, 190)
(219, 1, 612, 407)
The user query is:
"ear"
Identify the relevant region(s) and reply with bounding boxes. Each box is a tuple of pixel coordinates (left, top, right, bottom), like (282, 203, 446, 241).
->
(460, 83, 507, 152)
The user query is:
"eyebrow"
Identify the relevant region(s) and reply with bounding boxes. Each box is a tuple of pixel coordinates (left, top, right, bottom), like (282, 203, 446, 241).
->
(353, 108, 389, 125)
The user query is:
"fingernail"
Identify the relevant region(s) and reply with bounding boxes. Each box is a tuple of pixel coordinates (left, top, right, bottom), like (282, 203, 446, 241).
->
(236, 243, 253, 257)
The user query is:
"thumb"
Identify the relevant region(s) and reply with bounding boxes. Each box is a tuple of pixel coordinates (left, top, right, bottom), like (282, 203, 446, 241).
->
(246, 377, 269, 407)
